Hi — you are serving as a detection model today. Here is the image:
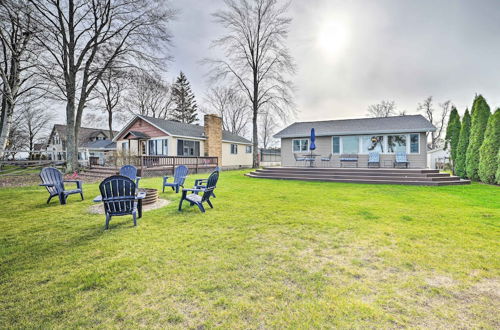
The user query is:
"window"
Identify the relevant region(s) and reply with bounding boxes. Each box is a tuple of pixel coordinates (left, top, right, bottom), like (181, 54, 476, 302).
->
(122, 141, 129, 151)
(246, 145, 252, 153)
(387, 135, 407, 153)
(230, 144, 238, 154)
(342, 136, 359, 154)
(177, 139, 200, 156)
(362, 135, 384, 153)
(410, 134, 419, 153)
(292, 139, 308, 152)
(149, 139, 168, 155)
(332, 136, 340, 154)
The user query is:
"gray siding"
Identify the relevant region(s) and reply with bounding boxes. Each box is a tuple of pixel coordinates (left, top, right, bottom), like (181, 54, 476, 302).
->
(281, 132, 428, 168)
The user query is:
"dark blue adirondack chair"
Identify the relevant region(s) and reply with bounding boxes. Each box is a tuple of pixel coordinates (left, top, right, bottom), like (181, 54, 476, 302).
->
(119, 165, 141, 188)
(394, 152, 409, 168)
(368, 152, 380, 168)
(94, 175, 146, 229)
(39, 167, 83, 205)
(178, 170, 219, 213)
(194, 166, 220, 198)
(163, 165, 188, 193)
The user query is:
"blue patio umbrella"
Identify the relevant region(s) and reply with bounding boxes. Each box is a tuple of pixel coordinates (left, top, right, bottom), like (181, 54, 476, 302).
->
(309, 128, 316, 151)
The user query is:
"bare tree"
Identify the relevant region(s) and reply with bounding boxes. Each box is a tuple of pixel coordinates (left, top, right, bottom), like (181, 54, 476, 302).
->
(18, 101, 53, 159)
(417, 96, 451, 149)
(5, 112, 28, 159)
(0, 0, 39, 158)
(206, 0, 296, 168)
(124, 71, 173, 119)
(259, 109, 278, 149)
(204, 87, 249, 135)
(367, 100, 397, 117)
(29, 0, 175, 171)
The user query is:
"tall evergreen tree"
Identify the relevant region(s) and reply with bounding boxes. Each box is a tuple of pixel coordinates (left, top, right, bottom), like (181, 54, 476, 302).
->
(171, 71, 198, 124)
(455, 109, 471, 178)
(466, 95, 491, 180)
(496, 149, 500, 185)
(478, 109, 500, 184)
(444, 106, 461, 173)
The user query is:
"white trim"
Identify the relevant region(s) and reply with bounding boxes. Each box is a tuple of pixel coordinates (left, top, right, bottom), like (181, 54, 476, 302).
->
(292, 138, 309, 153)
(327, 133, 422, 155)
(222, 139, 252, 145)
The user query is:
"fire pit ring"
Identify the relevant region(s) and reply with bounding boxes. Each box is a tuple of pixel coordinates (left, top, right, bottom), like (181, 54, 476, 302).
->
(138, 188, 158, 205)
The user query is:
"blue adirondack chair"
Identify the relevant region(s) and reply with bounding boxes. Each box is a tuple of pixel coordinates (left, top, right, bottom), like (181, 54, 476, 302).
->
(39, 167, 83, 205)
(163, 165, 188, 193)
(178, 170, 219, 213)
(394, 152, 409, 168)
(194, 166, 220, 198)
(119, 165, 141, 188)
(94, 175, 146, 229)
(368, 152, 380, 168)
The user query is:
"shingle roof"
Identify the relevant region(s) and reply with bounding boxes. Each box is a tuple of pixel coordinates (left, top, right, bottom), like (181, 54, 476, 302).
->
(81, 139, 116, 149)
(273, 115, 436, 138)
(51, 124, 118, 146)
(139, 115, 252, 144)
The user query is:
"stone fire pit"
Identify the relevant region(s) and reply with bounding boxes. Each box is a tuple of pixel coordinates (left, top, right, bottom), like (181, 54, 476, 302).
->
(88, 187, 169, 214)
(138, 188, 158, 205)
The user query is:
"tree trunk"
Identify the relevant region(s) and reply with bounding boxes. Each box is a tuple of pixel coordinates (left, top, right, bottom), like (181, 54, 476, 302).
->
(252, 73, 259, 168)
(107, 109, 113, 139)
(0, 100, 14, 159)
(65, 95, 76, 172)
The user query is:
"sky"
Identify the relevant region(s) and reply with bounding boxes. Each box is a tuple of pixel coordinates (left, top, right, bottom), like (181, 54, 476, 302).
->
(165, 0, 500, 124)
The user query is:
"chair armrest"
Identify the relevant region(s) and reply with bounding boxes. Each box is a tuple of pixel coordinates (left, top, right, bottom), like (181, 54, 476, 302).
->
(182, 187, 204, 193)
(93, 195, 102, 202)
(194, 178, 208, 185)
(135, 192, 146, 200)
(39, 183, 54, 187)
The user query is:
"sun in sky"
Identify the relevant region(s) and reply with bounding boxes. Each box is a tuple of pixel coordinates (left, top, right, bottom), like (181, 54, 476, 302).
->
(315, 17, 350, 59)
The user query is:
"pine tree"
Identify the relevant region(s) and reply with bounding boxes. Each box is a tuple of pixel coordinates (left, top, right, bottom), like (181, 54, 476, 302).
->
(170, 71, 198, 124)
(455, 109, 471, 178)
(465, 95, 491, 180)
(444, 106, 461, 173)
(495, 149, 500, 184)
(478, 109, 500, 184)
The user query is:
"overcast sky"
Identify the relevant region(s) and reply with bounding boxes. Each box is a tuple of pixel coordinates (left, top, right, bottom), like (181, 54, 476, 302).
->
(166, 0, 500, 123)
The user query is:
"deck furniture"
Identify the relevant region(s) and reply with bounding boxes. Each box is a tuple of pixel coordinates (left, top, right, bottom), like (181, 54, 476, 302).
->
(303, 154, 318, 167)
(163, 165, 188, 193)
(320, 154, 332, 167)
(368, 152, 380, 168)
(194, 167, 220, 198)
(394, 152, 409, 168)
(340, 154, 358, 167)
(293, 153, 307, 166)
(178, 171, 219, 213)
(39, 167, 83, 205)
(119, 165, 141, 187)
(94, 175, 146, 229)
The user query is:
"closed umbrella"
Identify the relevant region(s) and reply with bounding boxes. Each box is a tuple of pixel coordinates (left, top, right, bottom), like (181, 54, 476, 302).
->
(308, 128, 316, 167)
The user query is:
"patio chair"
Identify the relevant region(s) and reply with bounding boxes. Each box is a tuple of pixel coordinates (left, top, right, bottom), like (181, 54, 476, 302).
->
(39, 167, 83, 205)
(95, 175, 146, 229)
(293, 153, 307, 166)
(394, 152, 409, 168)
(194, 167, 220, 198)
(368, 152, 380, 168)
(178, 170, 219, 213)
(320, 153, 332, 167)
(119, 165, 141, 188)
(163, 165, 188, 193)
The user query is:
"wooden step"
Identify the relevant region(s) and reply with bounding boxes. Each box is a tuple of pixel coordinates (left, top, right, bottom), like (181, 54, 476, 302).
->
(254, 169, 442, 178)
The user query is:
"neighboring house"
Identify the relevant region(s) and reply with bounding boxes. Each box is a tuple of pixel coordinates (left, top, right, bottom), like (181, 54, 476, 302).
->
(45, 124, 117, 166)
(113, 114, 253, 169)
(274, 115, 436, 168)
(427, 147, 450, 169)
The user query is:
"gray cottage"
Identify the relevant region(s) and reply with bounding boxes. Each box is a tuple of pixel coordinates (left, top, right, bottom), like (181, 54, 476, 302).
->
(274, 115, 436, 168)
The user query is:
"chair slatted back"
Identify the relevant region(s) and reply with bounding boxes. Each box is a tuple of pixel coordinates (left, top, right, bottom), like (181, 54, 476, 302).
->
(40, 167, 64, 195)
(395, 152, 407, 163)
(119, 165, 138, 181)
(202, 171, 219, 201)
(368, 152, 380, 162)
(173, 165, 189, 185)
(99, 175, 136, 216)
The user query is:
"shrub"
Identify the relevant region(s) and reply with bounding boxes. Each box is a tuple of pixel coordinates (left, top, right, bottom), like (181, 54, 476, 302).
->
(478, 109, 500, 184)
(444, 107, 461, 173)
(466, 95, 491, 180)
(496, 149, 500, 184)
(455, 109, 471, 178)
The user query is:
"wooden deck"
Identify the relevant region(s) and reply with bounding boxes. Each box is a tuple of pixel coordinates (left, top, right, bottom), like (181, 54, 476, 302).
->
(245, 167, 471, 186)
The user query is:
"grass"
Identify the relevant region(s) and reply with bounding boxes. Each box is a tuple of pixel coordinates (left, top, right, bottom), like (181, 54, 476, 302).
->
(0, 170, 499, 328)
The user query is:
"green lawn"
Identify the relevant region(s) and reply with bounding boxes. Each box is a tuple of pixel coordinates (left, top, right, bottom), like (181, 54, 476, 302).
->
(0, 170, 499, 328)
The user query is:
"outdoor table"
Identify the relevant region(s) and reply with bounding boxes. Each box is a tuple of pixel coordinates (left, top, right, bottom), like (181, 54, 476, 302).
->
(93, 191, 146, 218)
(303, 154, 320, 167)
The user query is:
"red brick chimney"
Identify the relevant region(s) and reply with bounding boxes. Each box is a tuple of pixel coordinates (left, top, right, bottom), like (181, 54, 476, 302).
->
(204, 114, 222, 162)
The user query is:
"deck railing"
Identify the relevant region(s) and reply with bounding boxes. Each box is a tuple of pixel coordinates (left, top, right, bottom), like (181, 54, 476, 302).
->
(140, 155, 218, 173)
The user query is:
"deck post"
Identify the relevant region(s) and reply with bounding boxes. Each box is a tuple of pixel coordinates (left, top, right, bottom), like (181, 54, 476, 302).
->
(172, 156, 176, 175)
(195, 157, 199, 174)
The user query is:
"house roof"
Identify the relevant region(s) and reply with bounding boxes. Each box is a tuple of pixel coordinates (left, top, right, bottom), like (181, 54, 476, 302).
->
(273, 115, 436, 138)
(125, 131, 150, 139)
(116, 115, 252, 144)
(81, 139, 116, 150)
(49, 124, 118, 147)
